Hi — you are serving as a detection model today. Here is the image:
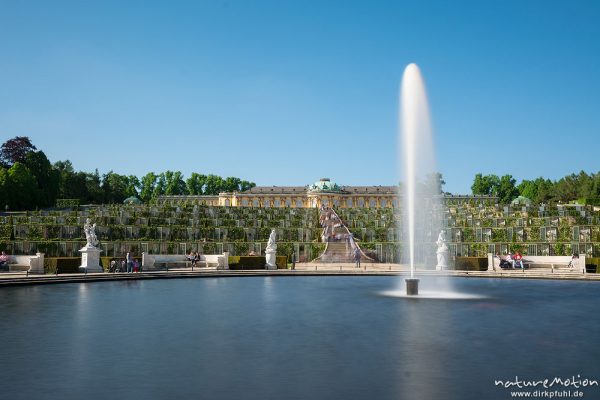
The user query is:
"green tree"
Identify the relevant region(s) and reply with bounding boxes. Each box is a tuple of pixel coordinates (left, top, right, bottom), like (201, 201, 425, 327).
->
(102, 171, 130, 203)
(224, 176, 242, 192)
(204, 174, 225, 195)
(125, 175, 140, 198)
(0, 167, 9, 210)
(54, 160, 89, 202)
(518, 177, 554, 204)
(471, 173, 500, 196)
(86, 169, 103, 204)
(24, 150, 60, 207)
(153, 173, 166, 198)
(7, 162, 37, 210)
(497, 175, 519, 204)
(140, 172, 157, 202)
(240, 180, 256, 192)
(164, 171, 187, 195)
(186, 173, 207, 195)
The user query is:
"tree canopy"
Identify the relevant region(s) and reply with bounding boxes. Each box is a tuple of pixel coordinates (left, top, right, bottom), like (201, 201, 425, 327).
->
(0, 136, 256, 210)
(0, 136, 37, 167)
(472, 171, 600, 204)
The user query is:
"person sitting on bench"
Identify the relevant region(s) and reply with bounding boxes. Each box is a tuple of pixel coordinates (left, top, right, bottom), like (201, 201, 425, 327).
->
(0, 251, 9, 271)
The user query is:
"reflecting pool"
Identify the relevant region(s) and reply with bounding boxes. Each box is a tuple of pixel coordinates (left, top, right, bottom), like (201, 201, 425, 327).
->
(1, 276, 599, 400)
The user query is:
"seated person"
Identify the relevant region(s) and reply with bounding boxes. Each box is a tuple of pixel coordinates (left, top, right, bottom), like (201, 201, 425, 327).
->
(496, 253, 511, 269)
(0, 251, 9, 271)
(514, 252, 524, 270)
(187, 251, 196, 264)
(505, 253, 514, 268)
(568, 253, 579, 269)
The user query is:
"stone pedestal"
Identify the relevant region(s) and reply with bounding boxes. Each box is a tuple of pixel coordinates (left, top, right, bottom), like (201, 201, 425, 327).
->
(79, 246, 103, 273)
(265, 251, 277, 270)
(487, 253, 495, 271)
(217, 251, 230, 270)
(28, 252, 45, 274)
(436, 250, 449, 271)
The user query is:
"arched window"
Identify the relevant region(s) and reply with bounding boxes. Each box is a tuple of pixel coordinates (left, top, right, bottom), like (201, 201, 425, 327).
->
(274, 199, 281, 207)
(381, 199, 387, 207)
(347, 198, 353, 207)
(225, 199, 230, 207)
(253, 199, 259, 207)
(369, 199, 376, 207)
(242, 199, 248, 207)
(285, 199, 291, 207)
(264, 199, 270, 208)
(358, 198, 365, 207)
(296, 199, 303, 208)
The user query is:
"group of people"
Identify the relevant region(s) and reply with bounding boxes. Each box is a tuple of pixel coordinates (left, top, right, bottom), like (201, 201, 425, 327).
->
(108, 251, 139, 273)
(187, 251, 202, 267)
(495, 252, 524, 270)
(497, 252, 581, 270)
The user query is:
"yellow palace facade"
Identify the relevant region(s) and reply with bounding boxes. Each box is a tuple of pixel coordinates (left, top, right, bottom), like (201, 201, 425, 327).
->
(158, 178, 399, 209)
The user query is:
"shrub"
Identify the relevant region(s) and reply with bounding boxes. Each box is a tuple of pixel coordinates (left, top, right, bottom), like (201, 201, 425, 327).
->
(44, 257, 81, 274)
(453, 257, 487, 271)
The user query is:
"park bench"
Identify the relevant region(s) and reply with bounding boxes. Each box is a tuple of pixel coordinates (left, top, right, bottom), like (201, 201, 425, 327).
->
(1, 253, 45, 274)
(487, 254, 585, 273)
(142, 252, 229, 271)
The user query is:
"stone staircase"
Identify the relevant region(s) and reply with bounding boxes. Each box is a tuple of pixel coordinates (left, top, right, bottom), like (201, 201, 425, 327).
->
(313, 207, 374, 263)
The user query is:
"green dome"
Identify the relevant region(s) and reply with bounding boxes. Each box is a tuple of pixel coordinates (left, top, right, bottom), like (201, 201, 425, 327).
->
(308, 178, 342, 193)
(511, 196, 532, 206)
(123, 196, 142, 205)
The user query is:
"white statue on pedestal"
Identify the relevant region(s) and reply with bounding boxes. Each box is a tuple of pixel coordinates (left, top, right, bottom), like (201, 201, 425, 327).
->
(265, 229, 277, 269)
(80, 218, 103, 273)
(84, 218, 99, 248)
(436, 230, 449, 270)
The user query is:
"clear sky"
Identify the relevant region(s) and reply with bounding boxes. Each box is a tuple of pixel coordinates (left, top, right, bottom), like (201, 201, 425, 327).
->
(1, 0, 599, 194)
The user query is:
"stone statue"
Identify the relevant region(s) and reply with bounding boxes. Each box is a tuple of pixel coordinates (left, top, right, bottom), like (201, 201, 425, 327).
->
(265, 229, 277, 269)
(436, 230, 449, 270)
(84, 218, 99, 248)
(80, 218, 103, 272)
(266, 229, 277, 253)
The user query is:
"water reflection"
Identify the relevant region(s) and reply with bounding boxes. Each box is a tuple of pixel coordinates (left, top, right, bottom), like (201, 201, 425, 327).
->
(0, 277, 599, 400)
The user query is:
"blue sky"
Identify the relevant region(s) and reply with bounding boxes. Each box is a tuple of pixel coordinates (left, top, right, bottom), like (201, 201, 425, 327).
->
(1, 0, 599, 194)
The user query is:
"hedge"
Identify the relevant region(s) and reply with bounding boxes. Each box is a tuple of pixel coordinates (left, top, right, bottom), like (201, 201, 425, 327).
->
(453, 257, 487, 271)
(43, 257, 81, 274)
(228, 255, 288, 270)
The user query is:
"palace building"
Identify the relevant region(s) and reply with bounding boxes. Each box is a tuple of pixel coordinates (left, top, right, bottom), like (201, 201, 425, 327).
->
(158, 178, 399, 209)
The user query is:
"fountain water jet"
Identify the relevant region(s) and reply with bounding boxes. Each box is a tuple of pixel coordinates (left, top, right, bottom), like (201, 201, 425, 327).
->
(400, 63, 442, 296)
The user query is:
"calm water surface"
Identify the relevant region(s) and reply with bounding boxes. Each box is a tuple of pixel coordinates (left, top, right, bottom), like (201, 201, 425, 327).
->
(1, 276, 599, 400)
